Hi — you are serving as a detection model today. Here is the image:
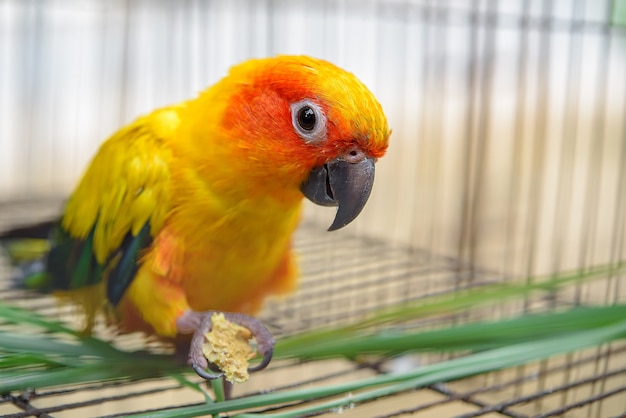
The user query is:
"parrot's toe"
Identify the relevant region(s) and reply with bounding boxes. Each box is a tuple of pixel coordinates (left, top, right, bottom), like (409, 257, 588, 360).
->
(183, 310, 275, 380)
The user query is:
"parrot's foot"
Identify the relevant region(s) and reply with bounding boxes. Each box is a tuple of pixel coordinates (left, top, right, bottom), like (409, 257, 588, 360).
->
(177, 310, 275, 380)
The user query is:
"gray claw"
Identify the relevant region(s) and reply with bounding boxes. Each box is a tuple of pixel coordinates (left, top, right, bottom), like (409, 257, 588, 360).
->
(192, 363, 224, 380)
(248, 347, 273, 372)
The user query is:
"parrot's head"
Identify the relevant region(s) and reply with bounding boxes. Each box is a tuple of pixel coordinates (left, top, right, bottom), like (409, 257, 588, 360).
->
(193, 55, 390, 230)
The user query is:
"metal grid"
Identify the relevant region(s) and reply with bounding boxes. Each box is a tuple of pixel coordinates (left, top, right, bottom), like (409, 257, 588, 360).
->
(1, 199, 626, 417)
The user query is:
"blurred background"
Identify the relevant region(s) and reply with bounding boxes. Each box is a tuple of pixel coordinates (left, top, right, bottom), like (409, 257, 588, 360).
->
(2, 0, 626, 275)
(1, 0, 626, 416)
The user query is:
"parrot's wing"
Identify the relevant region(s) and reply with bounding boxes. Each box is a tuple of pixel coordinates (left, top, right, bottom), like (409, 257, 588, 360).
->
(50, 109, 177, 306)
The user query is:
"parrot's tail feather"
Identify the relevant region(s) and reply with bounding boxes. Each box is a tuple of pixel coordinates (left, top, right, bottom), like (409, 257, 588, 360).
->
(54, 284, 107, 335)
(0, 220, 57, 240)
(1, 239, 50, 265)
(0, 220, 55, 285)
(1, 222, 105, 335)
(8, 259, 53, 292)
(0, 222, 55, 292)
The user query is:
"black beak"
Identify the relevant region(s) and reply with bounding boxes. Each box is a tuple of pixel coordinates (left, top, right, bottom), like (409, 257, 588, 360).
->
(300, 157, 375, 231)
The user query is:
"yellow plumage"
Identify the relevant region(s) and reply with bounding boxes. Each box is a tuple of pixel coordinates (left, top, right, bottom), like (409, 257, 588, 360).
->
(34, 55, 390, 341)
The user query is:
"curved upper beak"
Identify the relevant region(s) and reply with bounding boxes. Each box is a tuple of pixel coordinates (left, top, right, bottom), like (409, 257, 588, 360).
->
(300, 155, 375, 231)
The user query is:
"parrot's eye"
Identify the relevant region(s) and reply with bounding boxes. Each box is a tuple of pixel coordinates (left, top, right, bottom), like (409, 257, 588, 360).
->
(291, 99, 327, 143)
(298, 107, 316, 131)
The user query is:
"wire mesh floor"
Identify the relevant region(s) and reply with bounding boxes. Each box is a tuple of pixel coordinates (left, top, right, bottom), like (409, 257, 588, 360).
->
(0, 199, 625, 418)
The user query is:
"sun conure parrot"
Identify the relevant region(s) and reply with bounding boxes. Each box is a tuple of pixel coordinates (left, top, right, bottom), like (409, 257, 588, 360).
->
(0, 55, 390, 379)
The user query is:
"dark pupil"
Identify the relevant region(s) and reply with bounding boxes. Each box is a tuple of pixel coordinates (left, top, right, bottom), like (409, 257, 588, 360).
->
(298, 106, 316, 131)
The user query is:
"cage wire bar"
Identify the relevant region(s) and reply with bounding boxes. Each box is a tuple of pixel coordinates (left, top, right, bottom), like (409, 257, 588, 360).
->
(1, 0, 626, 417)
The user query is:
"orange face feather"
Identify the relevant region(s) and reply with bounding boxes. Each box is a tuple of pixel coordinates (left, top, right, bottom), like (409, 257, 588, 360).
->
(184, 56, 389, 190)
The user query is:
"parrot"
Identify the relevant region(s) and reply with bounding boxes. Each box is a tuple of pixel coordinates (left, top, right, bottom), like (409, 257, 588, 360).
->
(0, 55, 390, 380)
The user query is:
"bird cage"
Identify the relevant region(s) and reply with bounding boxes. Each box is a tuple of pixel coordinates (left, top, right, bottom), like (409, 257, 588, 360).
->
(1, 1, 625, 417)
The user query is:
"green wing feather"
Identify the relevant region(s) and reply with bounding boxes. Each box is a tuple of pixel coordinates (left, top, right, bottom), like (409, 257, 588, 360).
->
(1, 108, 178, 306)
(105, 222, 153, 306)
(2, 219, 152, 307)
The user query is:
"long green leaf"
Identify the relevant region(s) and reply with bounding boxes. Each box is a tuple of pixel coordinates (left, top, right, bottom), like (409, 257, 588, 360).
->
(127, 317, 626, 417)
(0, 263, 623, 401)
(275, 305, 626, 359)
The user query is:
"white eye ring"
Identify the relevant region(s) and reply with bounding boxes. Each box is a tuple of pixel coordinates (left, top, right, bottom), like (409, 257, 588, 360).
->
(290, 99, 327, 144)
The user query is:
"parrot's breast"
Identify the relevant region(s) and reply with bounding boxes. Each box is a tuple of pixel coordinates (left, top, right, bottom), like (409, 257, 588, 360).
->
(151, 194, 302, 316)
